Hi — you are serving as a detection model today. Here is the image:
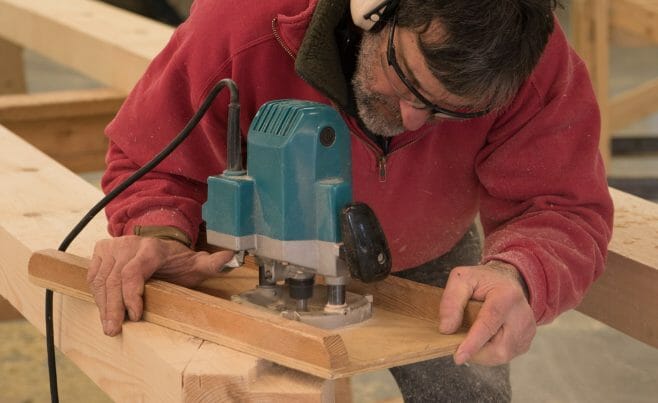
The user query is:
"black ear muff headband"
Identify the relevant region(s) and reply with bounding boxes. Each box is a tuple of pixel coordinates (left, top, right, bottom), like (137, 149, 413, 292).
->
(352, 0, 400, 31)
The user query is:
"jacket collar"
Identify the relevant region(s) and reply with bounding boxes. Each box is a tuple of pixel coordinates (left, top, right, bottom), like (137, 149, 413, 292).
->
(276, 0, 352, 111)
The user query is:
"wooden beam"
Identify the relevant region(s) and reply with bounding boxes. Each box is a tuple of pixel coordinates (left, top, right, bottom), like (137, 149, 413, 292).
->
(0, 0, 173, 92)
(611, 0, 658, 44)
(0, 124, 335, 401)
(0, 37, 26, 94)
(0, 89, 124, 172)
(609, 77, 658, 132)
(576, 188, 658, 348)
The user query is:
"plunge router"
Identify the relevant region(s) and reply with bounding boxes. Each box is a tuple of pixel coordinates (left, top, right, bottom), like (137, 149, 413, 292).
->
(202, 100, 391, 329)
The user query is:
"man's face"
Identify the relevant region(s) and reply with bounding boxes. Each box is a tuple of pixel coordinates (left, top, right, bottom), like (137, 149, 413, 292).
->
(352, 20, 474, 137)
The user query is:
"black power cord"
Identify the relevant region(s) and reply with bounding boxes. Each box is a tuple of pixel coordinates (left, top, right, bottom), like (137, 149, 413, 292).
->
(45, 78, 240, 403)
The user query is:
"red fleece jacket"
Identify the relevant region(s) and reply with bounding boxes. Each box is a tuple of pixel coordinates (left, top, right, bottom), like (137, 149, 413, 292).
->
(102, 0, 613, 324)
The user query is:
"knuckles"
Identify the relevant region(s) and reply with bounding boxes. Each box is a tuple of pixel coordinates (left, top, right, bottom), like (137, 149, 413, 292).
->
(448, 266, 472, 282)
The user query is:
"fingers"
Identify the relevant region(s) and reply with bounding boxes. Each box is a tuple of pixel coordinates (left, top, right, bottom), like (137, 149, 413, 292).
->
(88, 236, 234, 337)
(468, 319, 535, 366)
(103, 259, 128, 336)
(153, 247, 235, 287)
(120, 257, 148, 323)
(88, 252, 115, 333)
(454, 295, 511, 365)
(439, 267, 476, 334)
(88, 253, 130, 336)
(194, 250, 236, 277)
(89, 237, 155, 336)
(465, 300, 536, 366)
(439, 265, 537, 366)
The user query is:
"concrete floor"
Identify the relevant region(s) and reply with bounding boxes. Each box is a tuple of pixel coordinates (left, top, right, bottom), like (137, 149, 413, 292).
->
(2, 5, 657, 402)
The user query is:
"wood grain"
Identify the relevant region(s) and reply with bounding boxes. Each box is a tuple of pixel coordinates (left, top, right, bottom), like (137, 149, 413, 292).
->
(0, 89, 124, 172)
(29, 249, 473, 379)
(0, 124, 334, 401)
(0, 0, 173, 93)
(576, 188, 658, 348)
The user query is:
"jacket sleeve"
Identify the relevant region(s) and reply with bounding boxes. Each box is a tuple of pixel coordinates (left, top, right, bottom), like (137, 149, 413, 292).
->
(475, 28, 614, 325)
(102, 141, 210, 244)
(101, 0, 316, 246)
(101, 2, 237, 246)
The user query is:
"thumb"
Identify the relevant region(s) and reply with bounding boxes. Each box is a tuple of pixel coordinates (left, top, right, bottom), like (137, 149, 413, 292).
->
(191, 250, 237, 277)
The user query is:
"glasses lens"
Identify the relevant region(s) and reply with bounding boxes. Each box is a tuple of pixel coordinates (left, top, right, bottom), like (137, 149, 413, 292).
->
(380, 53, 428, 108)
(382, 19, 489, 120)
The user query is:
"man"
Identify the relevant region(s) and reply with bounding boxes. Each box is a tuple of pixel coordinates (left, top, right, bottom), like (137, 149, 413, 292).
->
(88, 0, 614, 400)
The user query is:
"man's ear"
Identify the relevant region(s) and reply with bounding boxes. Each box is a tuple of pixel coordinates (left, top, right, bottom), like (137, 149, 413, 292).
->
(350, 0, 399, 31)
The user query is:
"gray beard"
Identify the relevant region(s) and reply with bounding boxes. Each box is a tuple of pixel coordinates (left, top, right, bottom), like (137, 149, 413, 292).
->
(351, 35, 405, 137)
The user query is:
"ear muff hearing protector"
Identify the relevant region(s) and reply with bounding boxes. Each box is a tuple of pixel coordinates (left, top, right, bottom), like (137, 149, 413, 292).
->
(350, 0, 400, 31)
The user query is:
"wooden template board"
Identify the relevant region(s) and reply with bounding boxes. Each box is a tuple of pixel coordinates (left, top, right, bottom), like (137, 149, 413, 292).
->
(0, 124, 338, 402)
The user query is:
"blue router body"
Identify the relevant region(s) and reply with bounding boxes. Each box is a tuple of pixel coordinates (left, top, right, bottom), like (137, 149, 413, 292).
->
(202, 100, 352, 274)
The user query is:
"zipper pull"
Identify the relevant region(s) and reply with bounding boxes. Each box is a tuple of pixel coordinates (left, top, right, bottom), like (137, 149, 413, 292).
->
(378, 156, 387, 182)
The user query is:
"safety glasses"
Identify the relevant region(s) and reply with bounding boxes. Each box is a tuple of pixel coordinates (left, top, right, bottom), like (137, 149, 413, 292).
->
(382, 14, 490, 120)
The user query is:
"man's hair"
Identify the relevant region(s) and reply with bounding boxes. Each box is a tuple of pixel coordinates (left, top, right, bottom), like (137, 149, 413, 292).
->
(396, 0, 560, 110)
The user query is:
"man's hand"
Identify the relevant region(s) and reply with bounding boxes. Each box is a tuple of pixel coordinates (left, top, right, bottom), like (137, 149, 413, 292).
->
(88, 235, 234, 336)
(438, 261, 536, 366)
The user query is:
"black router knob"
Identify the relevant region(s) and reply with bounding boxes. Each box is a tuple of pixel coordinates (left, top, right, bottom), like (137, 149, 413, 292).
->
(340, 202, 391, 283)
